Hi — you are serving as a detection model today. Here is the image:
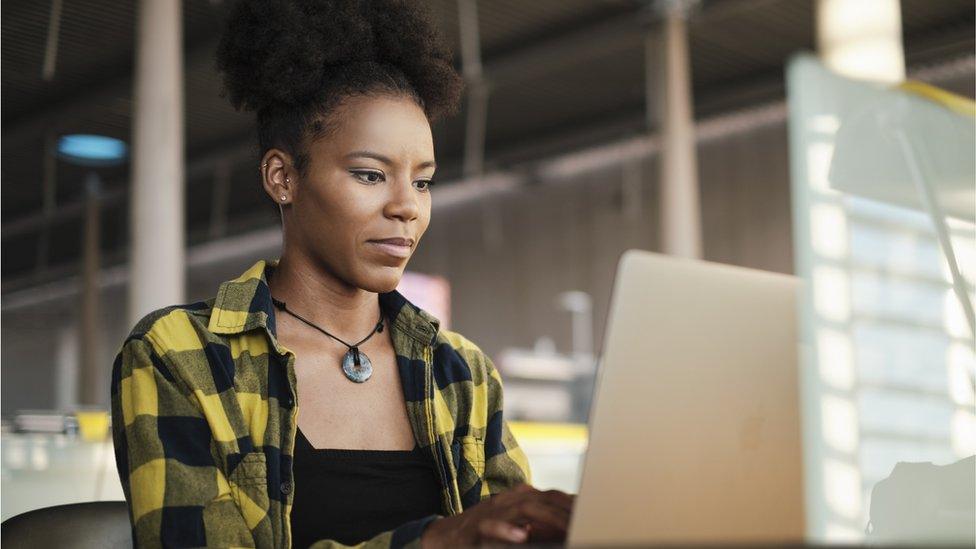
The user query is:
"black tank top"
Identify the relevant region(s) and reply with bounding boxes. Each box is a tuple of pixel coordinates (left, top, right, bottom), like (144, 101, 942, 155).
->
(289, 427, 443, 548)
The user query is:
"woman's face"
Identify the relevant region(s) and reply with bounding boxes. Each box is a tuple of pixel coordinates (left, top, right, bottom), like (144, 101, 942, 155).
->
(274, 94, 435, 293)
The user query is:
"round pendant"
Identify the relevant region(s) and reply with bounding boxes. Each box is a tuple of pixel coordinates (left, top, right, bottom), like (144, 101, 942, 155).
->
(341, 349, 373, 383)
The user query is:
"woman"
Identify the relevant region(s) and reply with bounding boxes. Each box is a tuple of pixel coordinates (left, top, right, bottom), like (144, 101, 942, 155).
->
(110, 1, 575, 547)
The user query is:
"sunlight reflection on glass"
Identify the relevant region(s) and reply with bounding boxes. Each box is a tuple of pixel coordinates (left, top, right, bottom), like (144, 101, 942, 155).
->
(822, 395, 859, 453)
(825, 523, 862, 543)
(807, 142, 837, 192)
(824, 458, 862, 520)
(943, 289, 971, 339)
(817, 329, 856, 390)
(946, 342, 975, 406)
(950, 409, 976, 456)
(811, 203, 849, 259)
(945, 232, 975, 284)
(813, 266, 851, 322)
(811, 114, 841, 135)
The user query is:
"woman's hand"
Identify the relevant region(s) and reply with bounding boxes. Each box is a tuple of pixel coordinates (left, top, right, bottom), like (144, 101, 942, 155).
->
(421, 484, 575, 548)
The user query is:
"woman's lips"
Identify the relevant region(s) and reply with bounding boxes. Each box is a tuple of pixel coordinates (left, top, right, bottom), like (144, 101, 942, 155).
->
(367, 239, 413, 259)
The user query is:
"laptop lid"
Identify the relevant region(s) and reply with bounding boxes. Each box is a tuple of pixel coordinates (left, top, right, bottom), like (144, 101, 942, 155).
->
(568, 250, 804, 546)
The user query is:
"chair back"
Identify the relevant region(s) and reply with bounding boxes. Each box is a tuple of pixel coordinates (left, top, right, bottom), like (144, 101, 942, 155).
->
(1, 501, 132, 549)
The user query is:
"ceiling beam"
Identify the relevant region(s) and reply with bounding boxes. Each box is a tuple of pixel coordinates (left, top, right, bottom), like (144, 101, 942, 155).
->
(2, 43, 219, 143)
(1, 137, 255, 239)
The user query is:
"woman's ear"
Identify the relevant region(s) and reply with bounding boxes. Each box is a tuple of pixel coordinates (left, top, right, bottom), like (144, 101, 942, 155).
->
(260, 149, 296, 205)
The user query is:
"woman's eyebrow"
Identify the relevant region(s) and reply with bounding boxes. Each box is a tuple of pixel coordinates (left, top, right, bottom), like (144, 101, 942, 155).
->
(345, 150, 436, 170)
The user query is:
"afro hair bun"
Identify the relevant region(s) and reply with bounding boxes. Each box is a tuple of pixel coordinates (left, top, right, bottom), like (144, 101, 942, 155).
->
(215, 0, 463, 122)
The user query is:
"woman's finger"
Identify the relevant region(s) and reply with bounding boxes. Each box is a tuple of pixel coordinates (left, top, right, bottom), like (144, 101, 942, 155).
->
(541, 489, 575, 513)
(477, 518, 529, 544)
(512, 498, 571, 532)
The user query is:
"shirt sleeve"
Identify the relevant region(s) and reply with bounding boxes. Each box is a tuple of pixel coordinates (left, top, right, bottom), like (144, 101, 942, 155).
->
(480, 351, 532, 496)
(110, 335, 256, 548)
(306, 514, 441, 549)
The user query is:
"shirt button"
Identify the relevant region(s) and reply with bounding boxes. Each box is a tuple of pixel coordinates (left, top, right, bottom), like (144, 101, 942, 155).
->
(280, 481, 293, 495)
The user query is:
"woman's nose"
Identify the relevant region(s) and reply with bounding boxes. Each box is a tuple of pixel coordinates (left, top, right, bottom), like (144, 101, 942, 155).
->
(384, 176, 420, 222)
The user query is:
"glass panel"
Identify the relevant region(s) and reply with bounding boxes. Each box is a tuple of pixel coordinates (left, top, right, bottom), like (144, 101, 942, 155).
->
(787, 54, 975, 545)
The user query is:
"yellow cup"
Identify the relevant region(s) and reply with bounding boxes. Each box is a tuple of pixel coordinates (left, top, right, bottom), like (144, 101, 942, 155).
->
(75, 410, 110, 442)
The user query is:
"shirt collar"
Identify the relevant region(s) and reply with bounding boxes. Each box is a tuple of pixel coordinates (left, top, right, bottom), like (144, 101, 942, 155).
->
(208, 258, 440, 346)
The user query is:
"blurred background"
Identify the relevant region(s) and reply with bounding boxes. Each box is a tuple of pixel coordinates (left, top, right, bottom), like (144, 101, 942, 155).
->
(2, 0, 974, 545)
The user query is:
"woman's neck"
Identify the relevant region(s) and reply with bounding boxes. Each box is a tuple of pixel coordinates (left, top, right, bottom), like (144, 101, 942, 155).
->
(267, 253, 382, 343)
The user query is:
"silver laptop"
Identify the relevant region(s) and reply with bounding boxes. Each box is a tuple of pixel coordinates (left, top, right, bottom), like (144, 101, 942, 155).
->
(568, 250, 805, 546)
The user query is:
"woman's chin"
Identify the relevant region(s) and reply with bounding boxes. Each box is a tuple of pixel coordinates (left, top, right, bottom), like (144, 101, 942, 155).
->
(357, 265, 404, 294)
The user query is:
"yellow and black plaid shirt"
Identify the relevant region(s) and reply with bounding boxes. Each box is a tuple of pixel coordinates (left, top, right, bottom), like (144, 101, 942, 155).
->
(110, 258, 531, 548)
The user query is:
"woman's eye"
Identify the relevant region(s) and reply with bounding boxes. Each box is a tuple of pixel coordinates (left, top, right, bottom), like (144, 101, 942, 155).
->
(414, 179, 435, 192)
(351, 170, 384, 184)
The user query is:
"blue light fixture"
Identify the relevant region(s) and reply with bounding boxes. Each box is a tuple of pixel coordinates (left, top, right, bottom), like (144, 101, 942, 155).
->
(57, 134, 128, 167)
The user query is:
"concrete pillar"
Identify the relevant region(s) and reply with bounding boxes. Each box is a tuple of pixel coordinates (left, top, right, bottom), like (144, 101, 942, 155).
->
(656, 0, 703, 259)
(458, 0, 486, 179)
(36, 133, 57, 274)
(55, 324, 79, 411)
(817, 0, 905, 83)
(457, 0, 502, 250)
(129, 0, 185, 325)
(80, 173, 101, 405)
(42, 0, 62, 81)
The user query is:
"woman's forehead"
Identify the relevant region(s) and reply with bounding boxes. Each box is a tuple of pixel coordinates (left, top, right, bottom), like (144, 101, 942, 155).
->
(320, 95, 434, 163)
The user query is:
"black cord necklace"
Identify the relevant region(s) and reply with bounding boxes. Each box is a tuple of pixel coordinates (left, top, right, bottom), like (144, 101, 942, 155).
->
(271, 296, 384, 383)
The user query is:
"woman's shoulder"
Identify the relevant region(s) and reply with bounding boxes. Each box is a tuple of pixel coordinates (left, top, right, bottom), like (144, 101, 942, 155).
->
(124, 297, 218, 348)
(113, 298, 221, 395)
(434, 329, 502, 386)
